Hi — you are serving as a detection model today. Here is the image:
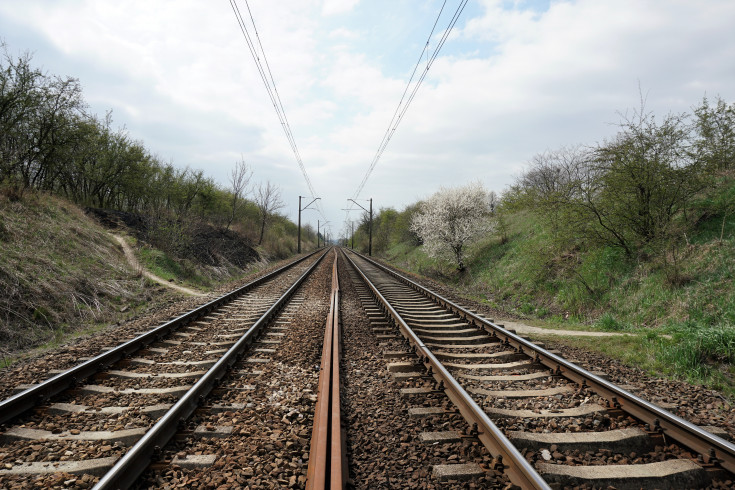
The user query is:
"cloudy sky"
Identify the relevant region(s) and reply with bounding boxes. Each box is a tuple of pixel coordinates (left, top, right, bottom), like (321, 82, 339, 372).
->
(1, 1, 734, 239)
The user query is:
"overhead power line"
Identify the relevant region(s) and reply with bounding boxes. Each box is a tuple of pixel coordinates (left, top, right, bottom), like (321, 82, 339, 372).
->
(229, 0, 326, 218)
(350, 0, 469, 203)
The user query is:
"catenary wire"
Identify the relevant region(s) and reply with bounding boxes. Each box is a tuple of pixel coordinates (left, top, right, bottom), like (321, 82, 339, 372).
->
(229, 0, 327, 222)
(349, 0, 468, 208)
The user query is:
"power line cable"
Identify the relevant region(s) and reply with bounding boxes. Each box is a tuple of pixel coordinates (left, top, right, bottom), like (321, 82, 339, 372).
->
(229, 0, 326, 219)
(349, 0, 468, 205)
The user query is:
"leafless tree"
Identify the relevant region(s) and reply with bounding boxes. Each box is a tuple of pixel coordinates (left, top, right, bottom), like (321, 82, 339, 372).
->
(254, 181, 285, 245)
(227, 157, 252, 230)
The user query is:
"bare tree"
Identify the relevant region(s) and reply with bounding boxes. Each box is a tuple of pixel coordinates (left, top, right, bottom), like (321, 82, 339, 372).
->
(410, 181, 493, 271)
(227, 157, 252, 230)
(254, 181, 285, 245)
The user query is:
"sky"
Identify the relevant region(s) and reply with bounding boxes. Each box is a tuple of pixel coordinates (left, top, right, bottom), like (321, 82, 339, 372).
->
(1, 0, 734, 240)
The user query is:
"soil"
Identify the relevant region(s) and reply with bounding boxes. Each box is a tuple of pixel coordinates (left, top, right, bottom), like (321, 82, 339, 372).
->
(85, 208, 260, 268)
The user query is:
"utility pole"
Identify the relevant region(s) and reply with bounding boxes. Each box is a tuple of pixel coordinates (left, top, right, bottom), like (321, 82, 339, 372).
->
(297, 196, 320, 254)
(369, 197, 372, 256)
(351, 221, 354, 249)
(348, 198, 373, 256)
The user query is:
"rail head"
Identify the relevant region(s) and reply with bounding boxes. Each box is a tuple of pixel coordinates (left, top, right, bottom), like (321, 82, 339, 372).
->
(347, 249, 735, 474)
(342, 249, 550, 490)
(307, 254, 346, 490)
(93, 248, 330, 490)
(0, 250, 320, 426)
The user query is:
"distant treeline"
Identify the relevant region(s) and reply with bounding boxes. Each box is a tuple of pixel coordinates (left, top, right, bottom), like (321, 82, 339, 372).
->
(0, 46, 314, 256)
(350, 95, 735, 269)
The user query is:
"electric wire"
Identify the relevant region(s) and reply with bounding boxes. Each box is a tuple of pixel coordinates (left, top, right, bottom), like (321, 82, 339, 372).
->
(229, 0, 327, 222)
(349, 0, 469, 207)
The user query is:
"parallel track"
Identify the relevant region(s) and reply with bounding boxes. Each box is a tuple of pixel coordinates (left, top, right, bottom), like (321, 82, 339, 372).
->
(0, 249, 327, 488)
(344, 248, 735, 488)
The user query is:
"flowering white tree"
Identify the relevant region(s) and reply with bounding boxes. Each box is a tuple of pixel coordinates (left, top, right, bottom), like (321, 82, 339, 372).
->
(410, 182, 494, 271)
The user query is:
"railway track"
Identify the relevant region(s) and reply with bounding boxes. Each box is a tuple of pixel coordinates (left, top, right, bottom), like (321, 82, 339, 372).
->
(1, 245, 733, 488)
(342, 248, 735, 489)
(0, 249, 328, 489)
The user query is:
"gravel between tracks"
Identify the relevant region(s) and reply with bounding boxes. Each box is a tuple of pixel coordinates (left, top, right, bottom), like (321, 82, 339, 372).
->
(134, 250, 334, 489)
(339, 257, 512, 489)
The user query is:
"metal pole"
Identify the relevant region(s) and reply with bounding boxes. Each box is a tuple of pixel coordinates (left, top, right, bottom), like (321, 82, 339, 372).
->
(351, 222, 354, 249)
(368, 198, 373, 256)
(318, 220, 320, 249)
(298, 196, 302, 254)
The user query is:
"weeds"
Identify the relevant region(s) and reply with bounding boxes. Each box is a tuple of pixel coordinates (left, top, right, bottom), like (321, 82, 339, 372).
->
(657, 324, 735, 392)
(594, 313, 634, 332)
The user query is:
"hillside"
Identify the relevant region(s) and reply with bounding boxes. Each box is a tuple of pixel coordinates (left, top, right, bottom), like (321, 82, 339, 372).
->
(0, 190, 264, 359)
(348, 97, 735, 397)
(375, 201, 735, 396)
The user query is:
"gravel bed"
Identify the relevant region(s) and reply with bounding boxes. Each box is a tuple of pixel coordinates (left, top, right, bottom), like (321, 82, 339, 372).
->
(0, 472, 99, 489)
(0, 440, 125, 463)
(543, 343, 735, 441)
(0, 253, 320, 400)
(135, 250, 333, 489)
(55, 392, 179, 408)
(15, 411, 155, 431)
(340, 258, 511, 489)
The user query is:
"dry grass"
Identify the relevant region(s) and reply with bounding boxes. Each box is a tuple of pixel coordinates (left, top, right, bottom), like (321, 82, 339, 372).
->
(0, 191, 149, 350)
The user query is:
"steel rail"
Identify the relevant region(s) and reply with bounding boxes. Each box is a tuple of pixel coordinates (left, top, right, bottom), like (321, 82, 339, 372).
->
(349, 249, 735, 475)
(0, 251, 319, 426)
(306, 254, 346, 489)
(93, 248, 330, 490)
(342, 250, 550, 490)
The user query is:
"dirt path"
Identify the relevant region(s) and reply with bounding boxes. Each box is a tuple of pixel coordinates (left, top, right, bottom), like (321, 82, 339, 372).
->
(113, 235, 207, 297)
(499, 319, 631, 337)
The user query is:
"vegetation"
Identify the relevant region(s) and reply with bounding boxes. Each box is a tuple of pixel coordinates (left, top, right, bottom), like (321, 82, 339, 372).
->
(410, 182, 494, 271)
(0, 191, 149, 352)
(0, 46, 311, 259)
(0, 44, 317, 356)
(348, 96, 735, 395)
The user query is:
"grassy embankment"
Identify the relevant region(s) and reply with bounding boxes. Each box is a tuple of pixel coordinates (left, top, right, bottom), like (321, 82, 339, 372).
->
(0, 191, 271, 367)
(0, 192, 149, 363)
(383, 209, 735, 398)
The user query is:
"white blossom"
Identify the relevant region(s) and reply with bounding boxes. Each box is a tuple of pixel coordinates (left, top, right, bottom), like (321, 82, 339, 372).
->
(410, 182, 494, 270)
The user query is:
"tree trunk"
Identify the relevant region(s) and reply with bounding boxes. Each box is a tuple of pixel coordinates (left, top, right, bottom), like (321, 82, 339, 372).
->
(258, 219, 266, 245)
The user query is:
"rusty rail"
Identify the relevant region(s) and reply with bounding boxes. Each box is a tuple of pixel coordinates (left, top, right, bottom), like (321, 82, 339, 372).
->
(348, 249, 735, 478)
(342, 249, 550, 490)
(307, 255, 346, 489)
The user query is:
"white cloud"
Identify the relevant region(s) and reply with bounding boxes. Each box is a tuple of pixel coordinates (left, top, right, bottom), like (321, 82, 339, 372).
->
(322, 0, 360, 16)
(1, 0, 734, 235)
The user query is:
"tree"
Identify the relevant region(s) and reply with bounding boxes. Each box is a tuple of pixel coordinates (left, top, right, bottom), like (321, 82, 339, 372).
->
(410, 182, 493, 271)
(227, 157, 252, 230)
(254, 181, 284, 245)
(693, 95, 735, 171)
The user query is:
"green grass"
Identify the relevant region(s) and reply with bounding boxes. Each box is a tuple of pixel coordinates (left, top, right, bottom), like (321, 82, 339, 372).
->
(139, 246, 214, 289)
(377, 207, 735, 397)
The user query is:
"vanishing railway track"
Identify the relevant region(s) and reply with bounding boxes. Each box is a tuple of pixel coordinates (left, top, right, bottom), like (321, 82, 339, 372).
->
(343, 248, 735, 489)
(0, 249, 329, 489)
(2, 245, 733, 488)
